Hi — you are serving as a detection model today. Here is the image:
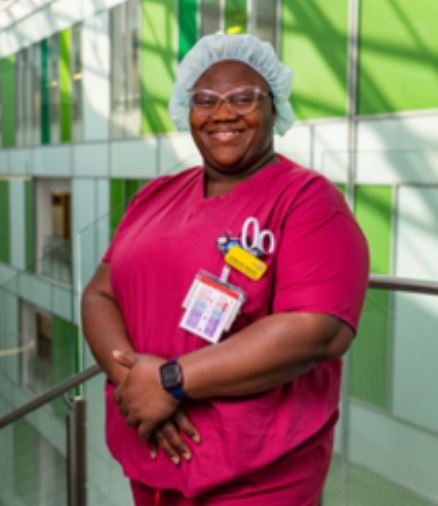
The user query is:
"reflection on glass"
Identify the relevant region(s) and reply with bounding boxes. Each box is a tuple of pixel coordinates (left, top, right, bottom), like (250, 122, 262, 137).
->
(49, 34, 60, 144)
(72, 23, 83, 142)
(200, 0, 221, 36)
(32, 42, 41, 146)
(255, 0, 277, 48)
(110, 0, 140, 139)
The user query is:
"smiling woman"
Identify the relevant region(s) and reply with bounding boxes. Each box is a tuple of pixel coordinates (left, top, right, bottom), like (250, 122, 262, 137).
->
(82, 33, 369, 506)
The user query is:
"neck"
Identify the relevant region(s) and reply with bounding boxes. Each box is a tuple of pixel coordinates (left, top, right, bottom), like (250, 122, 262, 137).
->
(204, 148, 278, 198)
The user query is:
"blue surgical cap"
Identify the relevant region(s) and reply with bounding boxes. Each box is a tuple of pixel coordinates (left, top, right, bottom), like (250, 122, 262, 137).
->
(168, 33, 294, 136)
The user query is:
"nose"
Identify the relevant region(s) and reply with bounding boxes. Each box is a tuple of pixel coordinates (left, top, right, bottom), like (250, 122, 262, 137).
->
(211, 98, 238, 120)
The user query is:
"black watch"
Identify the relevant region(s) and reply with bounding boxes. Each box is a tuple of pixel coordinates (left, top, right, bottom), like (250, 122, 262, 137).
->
(159, 360, 187, 401)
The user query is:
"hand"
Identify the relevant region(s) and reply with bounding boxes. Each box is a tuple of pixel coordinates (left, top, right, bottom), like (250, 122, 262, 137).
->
(112, 350, 180, 439)
(149, 410, 201, 466)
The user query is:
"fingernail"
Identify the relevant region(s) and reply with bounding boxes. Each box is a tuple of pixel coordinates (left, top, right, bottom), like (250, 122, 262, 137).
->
(150, 451, 157, 460)
(182, 451, 191, 461)
(171, 456, 180, 465)
(192, 433, 201, 444)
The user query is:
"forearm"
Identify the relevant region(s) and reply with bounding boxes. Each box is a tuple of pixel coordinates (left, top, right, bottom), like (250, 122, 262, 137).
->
(180, 312, 349, 399)
(81, 287, 134, 385)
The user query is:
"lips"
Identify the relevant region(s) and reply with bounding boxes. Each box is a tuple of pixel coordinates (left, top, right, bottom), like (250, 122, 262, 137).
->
(208, 129, 245, 142)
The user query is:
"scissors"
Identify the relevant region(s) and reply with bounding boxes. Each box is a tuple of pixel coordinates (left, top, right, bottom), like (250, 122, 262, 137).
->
(241, 217, 275, 257)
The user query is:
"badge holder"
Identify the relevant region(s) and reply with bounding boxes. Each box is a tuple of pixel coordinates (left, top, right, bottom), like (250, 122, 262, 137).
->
(179, 271, 246, 344)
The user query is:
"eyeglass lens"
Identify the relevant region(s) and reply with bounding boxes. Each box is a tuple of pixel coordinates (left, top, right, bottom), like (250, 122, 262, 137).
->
(190, 87, 265, 115)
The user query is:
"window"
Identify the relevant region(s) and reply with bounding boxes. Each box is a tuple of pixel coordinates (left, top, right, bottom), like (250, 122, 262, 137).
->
(49, 34, 60, 144)
(35, 178, 72, 285)
(21, 304, 53, 394)
(199, 0, 279, 50)
(31, 42, 41, 146)
(110, 0, 140, 139)
(71, 23, 83, 142)
(200, 0, 222, 36)
(15, 47, 33, 148)
(20, 302, 79, 401)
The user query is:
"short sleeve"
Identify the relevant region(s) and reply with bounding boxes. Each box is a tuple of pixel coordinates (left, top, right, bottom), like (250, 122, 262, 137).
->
(272, 177, 369, 332)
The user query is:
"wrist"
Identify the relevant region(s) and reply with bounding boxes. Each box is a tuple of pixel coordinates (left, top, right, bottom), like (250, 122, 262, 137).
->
(159, 359, 189, 401)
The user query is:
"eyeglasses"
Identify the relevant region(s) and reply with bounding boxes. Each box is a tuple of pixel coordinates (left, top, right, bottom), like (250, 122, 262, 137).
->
(188, 85, 269, 117)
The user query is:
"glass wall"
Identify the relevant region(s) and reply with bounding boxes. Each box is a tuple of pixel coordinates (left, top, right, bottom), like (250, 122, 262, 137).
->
(198, 0, 279, 49)
(32, 42, 41, 146)
(110, 0, 140, 139)
(16, 47, 33, 148)
(49, 34, 60, 144)
(71, 23, 83, 142)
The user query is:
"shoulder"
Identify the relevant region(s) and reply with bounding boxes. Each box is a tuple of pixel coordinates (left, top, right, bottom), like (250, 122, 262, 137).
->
(128, 166, 202, 208)
(266, 156, 349, 224)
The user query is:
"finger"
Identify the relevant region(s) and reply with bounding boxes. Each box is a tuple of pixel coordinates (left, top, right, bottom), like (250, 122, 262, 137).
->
(112, 350, 137, 368)
(147, 436, 158, 460)
(112, 386, 122, 405)
(125, 412, 140, 428)
(174, 410, 201, 444)
(138, 422, 152, 441)
(155, 429, 181, 465)
(161, 422, 192, 461)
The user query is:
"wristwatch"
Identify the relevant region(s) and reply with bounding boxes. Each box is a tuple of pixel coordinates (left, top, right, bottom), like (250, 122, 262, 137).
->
(159, 360, 187, 401)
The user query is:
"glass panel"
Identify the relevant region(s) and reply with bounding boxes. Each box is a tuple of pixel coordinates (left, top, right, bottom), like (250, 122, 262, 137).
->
(200, 0, 221, 36)
(23, 47, 33, 147)
(110, 3, 128, 139)
(254, 0, 277, 48)
(16, 50, 25, 147)
(125, 0, 140, 137)
(32, 43, 41, 146)
(72, 23, 83, 142)
(49, 34, 60, 144)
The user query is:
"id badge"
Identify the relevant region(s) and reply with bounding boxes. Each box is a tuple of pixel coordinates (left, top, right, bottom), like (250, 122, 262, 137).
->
(180, 272, 246, 344)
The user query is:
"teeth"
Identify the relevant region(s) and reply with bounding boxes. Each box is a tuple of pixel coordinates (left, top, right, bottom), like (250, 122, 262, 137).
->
(211, 131, 240, 141)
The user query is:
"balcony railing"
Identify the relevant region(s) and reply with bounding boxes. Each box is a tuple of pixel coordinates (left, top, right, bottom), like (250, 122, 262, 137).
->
(0, 276, 437, 506)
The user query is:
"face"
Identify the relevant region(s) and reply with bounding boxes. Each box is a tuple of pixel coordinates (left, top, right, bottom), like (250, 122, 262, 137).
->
(189, 60, 276, 177)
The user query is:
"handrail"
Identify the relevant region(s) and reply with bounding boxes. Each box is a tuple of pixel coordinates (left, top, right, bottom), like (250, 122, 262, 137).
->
(0, 363, 101, 429)
(369, 274, 438, 295)
(1, 274, 437, 430)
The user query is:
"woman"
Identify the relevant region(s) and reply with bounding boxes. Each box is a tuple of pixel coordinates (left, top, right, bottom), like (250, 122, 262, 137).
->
(82, 34, 369, 506)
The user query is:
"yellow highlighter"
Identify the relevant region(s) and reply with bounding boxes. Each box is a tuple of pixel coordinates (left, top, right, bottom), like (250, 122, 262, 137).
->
(224, 245, 267, 281)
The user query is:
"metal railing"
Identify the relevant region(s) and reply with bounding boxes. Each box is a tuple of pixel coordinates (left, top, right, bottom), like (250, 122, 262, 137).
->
(0, 275, 437, 506)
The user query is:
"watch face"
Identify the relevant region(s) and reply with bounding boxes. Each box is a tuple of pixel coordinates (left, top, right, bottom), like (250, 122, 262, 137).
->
(161, 362, 182, 389)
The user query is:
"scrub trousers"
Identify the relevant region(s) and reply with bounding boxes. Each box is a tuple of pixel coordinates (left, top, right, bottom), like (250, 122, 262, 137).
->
(129, 441, 329, 506)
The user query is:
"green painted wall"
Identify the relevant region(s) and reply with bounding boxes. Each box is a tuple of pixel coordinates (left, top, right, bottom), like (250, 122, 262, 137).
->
(41, 39, 50, 144)
(25, 180, 35, 270)
(1, 56, 16, 148)
(178, 0, 198, 61)
(140, 0, 177, 134)
(358, 0, 438, 115)
(110, 179, 148, 237)
(0, 179, 10, 263)
(59, 29, 72, 143)
(281, 0, 348, 120)
(225, 0, 247, 34)
(351, 186, 393, 409)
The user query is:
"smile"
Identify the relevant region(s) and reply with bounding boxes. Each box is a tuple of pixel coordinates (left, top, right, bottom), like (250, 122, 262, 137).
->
(208, 130, 245, 142)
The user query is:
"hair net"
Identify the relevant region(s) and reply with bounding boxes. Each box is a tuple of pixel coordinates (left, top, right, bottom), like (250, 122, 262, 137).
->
(168, 33, 294, 136)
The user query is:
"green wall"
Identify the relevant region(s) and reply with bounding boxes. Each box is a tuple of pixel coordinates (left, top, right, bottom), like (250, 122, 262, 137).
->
(178, 0, 198, 61)
(14, 420, 38, 506)
(59, 29, 72, 143)
(1, 56, 16, 148)
(351, 186, 393, 409)
(110, 179, 148, 237)
(281, 0, 349, 120)
(140, 0, 177, 134)
(358, 0, 438, 115)
(0, 179, 10, 263)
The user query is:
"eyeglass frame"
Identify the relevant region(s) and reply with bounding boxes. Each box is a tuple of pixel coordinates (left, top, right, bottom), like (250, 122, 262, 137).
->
(187, 85, 271, 117)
